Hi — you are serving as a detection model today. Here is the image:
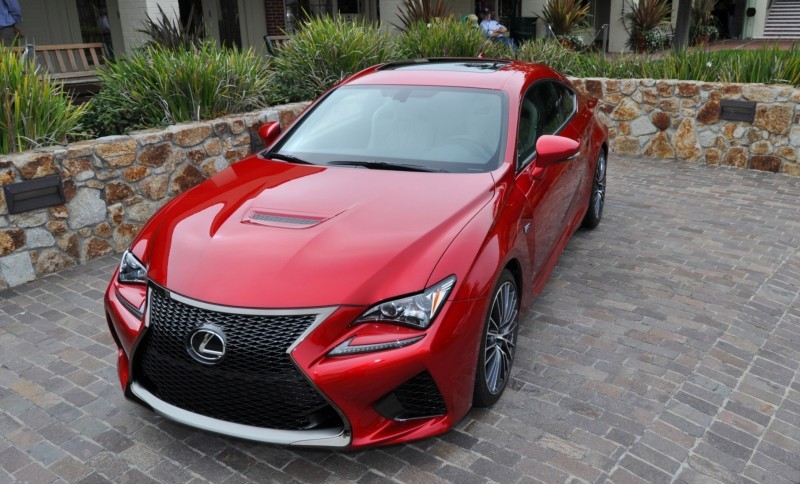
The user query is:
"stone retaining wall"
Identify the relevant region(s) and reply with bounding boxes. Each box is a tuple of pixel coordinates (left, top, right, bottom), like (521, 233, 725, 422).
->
(0, 103, 309, 289)
(1, 79, 799, 289)
(569, 78, 800, 176)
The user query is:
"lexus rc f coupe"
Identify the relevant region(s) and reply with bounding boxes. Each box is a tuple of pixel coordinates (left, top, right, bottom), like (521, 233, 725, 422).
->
(105, 58, 608, 449)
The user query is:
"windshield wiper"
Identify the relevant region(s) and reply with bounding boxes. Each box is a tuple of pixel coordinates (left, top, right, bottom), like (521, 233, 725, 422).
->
(265, 152, 314, 165)
(327, 160, 447, 173)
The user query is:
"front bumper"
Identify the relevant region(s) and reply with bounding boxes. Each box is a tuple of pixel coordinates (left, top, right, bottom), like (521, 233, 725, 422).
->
(105, 275, 486, 448)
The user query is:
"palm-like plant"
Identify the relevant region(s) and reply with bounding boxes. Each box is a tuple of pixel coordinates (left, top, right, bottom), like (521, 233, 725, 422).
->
(622, 0, 672, 51)
(395, 0, 453, 32)
(540, 0, 591, 36)
(138, 5, 204, 50)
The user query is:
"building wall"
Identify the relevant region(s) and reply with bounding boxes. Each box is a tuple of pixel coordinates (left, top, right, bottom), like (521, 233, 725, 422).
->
(15, 0, 82, 45)
(117, 0, 180, 52)
(265, 0, 287, 35)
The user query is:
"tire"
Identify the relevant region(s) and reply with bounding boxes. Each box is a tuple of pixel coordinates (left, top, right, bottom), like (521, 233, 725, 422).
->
(581, 150, 607, 229)
(473, 270, 520, 407)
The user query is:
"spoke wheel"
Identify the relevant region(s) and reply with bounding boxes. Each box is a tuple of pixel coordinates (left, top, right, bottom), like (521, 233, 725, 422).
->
(474, 270, 520, 407)
(582, 150, 606, 229)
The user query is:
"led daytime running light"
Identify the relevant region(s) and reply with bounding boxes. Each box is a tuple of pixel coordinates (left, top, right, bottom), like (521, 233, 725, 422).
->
(328, 335, 424, 356)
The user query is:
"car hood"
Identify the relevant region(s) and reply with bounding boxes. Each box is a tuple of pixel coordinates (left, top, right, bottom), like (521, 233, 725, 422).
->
(138, 157, 495, 308)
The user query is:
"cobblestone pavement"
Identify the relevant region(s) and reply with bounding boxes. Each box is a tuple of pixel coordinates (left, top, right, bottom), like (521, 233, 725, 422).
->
(1, 154, 799, 483)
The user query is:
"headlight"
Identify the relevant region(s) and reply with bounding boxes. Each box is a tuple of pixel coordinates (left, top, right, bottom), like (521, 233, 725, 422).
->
(118, 250, 147, 285)
(354, 276, 456, 329)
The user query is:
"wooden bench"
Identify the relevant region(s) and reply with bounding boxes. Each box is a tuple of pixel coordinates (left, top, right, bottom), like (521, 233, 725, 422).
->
(31, 43, 108, 86)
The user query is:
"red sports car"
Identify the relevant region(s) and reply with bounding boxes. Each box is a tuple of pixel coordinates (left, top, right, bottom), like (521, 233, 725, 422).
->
(105, 59, 608, 448)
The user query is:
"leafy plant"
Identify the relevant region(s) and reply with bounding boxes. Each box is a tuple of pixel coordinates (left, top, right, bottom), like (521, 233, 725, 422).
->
(268, 16, 397, 103)
(691, 0, 717, 29)
(86, 42, 271, 136)
(396, 18, 513, 59)
(622, 0, 672, 51)
(138, 4, 204, 50)
(395, 0, 453, 32)
(0, 48, 86, 154)
(540, 0, 591, 36)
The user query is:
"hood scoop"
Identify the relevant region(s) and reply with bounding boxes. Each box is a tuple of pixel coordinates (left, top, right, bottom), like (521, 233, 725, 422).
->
(243, 209, 330, 229)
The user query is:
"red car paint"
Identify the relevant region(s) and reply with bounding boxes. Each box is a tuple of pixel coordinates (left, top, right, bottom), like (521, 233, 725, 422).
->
(104, 59, 608, 448)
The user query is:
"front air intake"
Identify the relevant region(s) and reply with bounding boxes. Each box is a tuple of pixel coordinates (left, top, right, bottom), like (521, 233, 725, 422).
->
(374, 371, 447, 421)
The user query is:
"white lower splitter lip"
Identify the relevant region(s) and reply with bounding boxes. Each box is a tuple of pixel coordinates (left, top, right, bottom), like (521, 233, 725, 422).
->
(130, 381, 351, 447)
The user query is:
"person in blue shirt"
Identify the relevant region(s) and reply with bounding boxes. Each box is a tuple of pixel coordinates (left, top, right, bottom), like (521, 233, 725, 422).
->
(479, 7, 517, 52)
(0, 0, 22, 46)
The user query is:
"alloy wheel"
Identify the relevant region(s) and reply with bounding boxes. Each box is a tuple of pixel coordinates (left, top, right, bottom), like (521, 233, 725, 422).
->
(484, 281, 518, 395)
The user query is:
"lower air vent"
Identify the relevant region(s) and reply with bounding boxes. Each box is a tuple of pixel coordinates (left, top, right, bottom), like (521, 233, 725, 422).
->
(374, 371, 447, 421)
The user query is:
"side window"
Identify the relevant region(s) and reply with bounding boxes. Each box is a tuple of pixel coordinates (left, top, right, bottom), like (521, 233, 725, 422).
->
(517, 91, 539, 165)
(542, 83, 575, 136)
(517, 81, 577, 168)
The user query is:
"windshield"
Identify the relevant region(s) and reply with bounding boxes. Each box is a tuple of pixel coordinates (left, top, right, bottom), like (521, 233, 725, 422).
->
(270, 85, 507, 173)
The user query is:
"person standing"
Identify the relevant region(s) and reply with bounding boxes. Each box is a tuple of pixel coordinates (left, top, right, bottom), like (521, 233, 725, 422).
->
(0, 0, 22, 46)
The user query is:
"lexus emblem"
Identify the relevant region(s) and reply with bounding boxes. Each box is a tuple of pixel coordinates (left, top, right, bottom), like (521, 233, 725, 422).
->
(187, 325, 226, 364)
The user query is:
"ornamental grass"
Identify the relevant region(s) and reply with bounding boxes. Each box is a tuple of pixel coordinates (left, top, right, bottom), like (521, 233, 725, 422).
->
(267, 15, 396, 103)
(0, 47, 86, 155)
(86, 42, 271, 136)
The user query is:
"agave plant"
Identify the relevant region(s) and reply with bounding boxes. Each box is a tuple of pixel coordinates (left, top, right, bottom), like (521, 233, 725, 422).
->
(394, 0, 453, 32)
(622, 0, 672, 52)
(540, 0, 591, 37)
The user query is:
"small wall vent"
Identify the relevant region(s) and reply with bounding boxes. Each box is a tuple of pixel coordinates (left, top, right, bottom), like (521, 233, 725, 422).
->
(3, 175, 66, 215)
(719, 100, 757, 122)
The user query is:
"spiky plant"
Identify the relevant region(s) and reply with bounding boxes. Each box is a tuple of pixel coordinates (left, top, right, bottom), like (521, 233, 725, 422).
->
(0, 48, 86, 154)
(622, 0, 672, 51)
(394, 0, 453, 32)
(85, 42, 271, 136)
(268, 16, 397, 103)
(396, 18, 513, 59)
(540, 0, 591, 36)
(138, 4, 204, 50)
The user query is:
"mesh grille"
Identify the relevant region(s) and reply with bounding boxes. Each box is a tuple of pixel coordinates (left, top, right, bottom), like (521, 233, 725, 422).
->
(250, 213, 319, 226)
(134, 287, 341, 431)
(378, 372, 447, 420)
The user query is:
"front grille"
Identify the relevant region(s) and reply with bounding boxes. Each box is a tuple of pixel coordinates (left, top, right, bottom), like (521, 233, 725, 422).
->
(134, 286, 341, 431)
(374, 372, 447, 420)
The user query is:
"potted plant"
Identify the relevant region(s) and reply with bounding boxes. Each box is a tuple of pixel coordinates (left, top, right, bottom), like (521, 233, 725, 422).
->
(691, 0, 719, 45)
(622, 0, 672, 53)
(540, 0, 591, 49)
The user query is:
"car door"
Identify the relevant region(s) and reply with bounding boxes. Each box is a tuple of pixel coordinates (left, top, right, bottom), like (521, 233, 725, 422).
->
(514, 80, 579, 277)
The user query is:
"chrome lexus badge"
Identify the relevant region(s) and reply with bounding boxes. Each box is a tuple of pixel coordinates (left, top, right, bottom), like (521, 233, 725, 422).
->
(187, 325, 226, 364)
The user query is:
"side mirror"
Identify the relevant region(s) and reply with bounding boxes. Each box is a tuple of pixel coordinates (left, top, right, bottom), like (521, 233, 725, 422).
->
(535, 135, 580, 168)
(258, 122, 281, 148)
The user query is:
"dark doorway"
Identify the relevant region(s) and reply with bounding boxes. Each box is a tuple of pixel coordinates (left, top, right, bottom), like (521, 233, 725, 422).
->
(218, 0, 242, 49)
(179, 0, 204, 37)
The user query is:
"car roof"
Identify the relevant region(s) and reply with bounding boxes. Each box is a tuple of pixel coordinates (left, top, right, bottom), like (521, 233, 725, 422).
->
(344, 58, 561, 92)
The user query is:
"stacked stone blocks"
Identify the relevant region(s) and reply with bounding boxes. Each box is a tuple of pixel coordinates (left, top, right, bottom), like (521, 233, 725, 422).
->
(570, 78, 800, 176)
(0, 103, 308, 289)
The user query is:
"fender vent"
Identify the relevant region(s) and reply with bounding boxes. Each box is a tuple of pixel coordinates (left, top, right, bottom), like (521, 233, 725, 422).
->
(250, 213, 319, 226)
(243, 210, 325, 228)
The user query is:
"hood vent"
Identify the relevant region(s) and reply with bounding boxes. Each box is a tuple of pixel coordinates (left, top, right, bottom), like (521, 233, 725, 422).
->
(243, 210, 326, 228)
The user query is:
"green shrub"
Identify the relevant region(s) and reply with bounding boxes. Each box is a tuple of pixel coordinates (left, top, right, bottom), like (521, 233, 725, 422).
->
(396, 18, 513, 59)
(268, 16, 397, 103)
(85, 42, 271, 136)
(0, 48, 86, 155)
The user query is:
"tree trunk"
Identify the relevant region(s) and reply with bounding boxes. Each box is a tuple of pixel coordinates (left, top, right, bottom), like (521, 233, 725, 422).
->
(673, 0, 692, 50)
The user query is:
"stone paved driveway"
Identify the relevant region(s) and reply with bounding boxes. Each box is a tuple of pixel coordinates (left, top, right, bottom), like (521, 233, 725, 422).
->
(1, 154, 799, 483)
